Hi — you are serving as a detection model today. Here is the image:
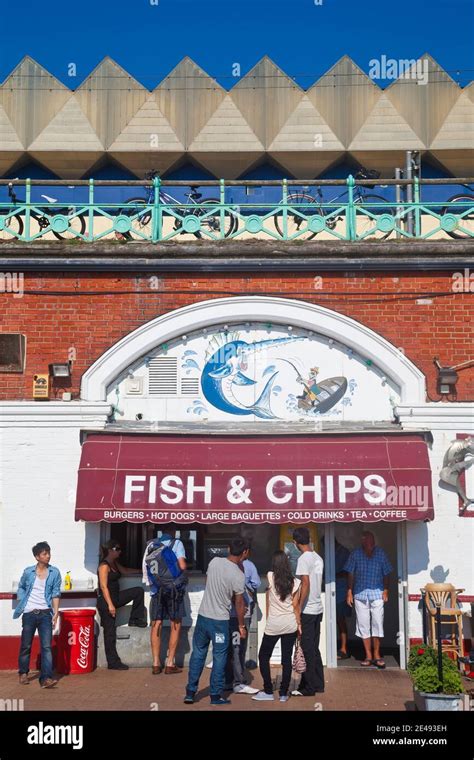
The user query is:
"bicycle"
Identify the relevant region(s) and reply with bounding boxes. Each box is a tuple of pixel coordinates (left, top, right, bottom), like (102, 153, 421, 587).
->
(115, 171, 237, 240)
(273, 169, 395, 240)
(441, 185, 474, 239)
(2, 183, 86, 241)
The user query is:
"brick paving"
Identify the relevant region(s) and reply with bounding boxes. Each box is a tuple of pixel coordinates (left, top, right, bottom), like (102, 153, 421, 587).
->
(0, 666, 415, 712)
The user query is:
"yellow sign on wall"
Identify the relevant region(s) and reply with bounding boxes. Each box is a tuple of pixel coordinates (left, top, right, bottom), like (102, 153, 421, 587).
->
(33, 374, 49, 400)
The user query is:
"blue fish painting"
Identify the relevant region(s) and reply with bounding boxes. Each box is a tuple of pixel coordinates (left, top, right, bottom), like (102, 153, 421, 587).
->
(201, 337, 304, 419)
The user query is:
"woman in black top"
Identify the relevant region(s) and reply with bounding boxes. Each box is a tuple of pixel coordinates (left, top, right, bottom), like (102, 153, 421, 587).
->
(97, 540, 147, 670)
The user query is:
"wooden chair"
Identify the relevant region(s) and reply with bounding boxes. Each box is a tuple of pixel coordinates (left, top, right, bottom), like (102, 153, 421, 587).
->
(421, 583, 465, 663)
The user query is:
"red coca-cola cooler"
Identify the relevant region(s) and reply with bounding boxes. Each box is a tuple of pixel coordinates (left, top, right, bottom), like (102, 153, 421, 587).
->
(56, 609, 96, 675)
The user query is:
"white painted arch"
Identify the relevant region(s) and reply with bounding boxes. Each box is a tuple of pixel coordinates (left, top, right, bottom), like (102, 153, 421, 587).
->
(80, 296, 426, 403)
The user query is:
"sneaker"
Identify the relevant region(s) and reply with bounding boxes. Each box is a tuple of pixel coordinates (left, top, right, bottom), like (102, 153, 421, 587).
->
(210, 695, 231, 705)
(40, 678, 58, 689)
(233, 684, 259, 695)
(183, 692, 195, 704)
(279, 695, 290, 703)
(251, 691, 274, 701)
(291, 688, 321, 696)
(108, 662, 129, 670)
(19, 673, 29, 685)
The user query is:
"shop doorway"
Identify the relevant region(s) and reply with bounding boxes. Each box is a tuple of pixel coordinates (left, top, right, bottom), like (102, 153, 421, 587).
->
(322, 522, 408, 669)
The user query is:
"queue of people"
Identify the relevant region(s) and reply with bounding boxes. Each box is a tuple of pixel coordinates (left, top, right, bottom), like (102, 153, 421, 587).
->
(14, 528, 392, 700)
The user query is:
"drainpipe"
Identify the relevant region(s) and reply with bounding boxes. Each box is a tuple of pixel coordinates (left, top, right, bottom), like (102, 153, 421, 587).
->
(395, 168, 403, 240)
(405, 151, 413, 236)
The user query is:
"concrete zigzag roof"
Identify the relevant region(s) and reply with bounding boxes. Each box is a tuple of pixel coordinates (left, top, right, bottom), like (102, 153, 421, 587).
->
(0, 55, 472, 178)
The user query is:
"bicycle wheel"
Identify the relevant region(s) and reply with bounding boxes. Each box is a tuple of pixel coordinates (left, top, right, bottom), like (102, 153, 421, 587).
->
(354, 194, 396, 240)
(441, 195, 474, 240)
(114, 198, 152, 240)
(194, 198, 236, 238)
(1, 213, 24, 238)
(52, 209, 86, 241)
(274, 193, 323, 239)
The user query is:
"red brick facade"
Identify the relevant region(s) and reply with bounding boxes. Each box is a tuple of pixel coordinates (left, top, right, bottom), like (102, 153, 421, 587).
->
(1, 270, 473, 400)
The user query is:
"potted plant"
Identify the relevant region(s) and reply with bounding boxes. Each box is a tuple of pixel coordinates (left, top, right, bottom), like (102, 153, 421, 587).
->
(408, 645, 464, 711)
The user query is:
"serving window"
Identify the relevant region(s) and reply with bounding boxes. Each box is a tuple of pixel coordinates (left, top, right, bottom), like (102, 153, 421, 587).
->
(102, 522, 280, 575)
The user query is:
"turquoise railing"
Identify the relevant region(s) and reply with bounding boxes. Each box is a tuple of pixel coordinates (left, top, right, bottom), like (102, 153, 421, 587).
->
(0, 176, 472, 243)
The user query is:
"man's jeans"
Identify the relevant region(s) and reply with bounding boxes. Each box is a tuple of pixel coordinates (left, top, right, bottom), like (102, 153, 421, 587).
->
(225, 617, 249, 687)
(18, 610, 54, 683)
(187, 615, 230, 697)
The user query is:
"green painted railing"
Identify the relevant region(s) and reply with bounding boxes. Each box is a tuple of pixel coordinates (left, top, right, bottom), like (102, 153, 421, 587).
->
(0, 176, 473, 243)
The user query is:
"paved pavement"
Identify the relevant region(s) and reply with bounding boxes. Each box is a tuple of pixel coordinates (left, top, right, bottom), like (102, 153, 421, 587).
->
(0, 665, 415, 712)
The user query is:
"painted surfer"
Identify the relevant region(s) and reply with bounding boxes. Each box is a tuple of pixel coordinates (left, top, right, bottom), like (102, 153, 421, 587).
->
(297, 367, 322, 409)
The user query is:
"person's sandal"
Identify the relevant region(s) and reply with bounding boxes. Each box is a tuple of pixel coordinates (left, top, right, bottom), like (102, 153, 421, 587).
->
(375, 659, 386, 669)
(337, 650, 350, 660)
(360, 659, 373, 667)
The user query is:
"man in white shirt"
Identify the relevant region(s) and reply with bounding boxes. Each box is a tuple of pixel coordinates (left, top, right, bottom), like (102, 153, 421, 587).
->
(292, 527, 325, 696)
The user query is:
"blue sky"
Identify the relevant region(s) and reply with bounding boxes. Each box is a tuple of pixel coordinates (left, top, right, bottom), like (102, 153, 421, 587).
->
(0, 0, 473, 89)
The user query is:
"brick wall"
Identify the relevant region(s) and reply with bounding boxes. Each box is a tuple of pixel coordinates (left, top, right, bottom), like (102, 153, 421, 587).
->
(1, 271, 473, 400)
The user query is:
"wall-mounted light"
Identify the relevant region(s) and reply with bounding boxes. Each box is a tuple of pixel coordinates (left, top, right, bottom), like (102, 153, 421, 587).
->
(434, 358, 459, 395)
(49, 361, 72, 378)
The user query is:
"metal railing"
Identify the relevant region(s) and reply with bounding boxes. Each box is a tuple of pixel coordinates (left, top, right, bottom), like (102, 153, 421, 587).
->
(0, 176, 473, 243)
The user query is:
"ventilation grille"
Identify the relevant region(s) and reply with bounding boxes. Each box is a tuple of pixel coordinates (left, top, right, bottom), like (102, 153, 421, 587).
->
(148, 357, 199, 397)
(180, 377, 200, 396)
(148, 357, 178, 396)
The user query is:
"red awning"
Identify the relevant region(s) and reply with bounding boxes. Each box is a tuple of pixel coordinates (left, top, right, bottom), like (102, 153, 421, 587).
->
(75, 433, 434, 524)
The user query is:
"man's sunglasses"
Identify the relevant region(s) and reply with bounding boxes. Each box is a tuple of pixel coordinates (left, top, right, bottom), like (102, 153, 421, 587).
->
(112, 546, 122, 551)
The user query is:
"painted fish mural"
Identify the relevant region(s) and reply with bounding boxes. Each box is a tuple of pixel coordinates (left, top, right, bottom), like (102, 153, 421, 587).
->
(201, 337, 304, 419)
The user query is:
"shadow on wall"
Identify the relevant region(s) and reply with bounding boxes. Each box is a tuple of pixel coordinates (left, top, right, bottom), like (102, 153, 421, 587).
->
(84, 522, 102, 578)
(407, 522, 429, 576)
(429, 565, 450, 583)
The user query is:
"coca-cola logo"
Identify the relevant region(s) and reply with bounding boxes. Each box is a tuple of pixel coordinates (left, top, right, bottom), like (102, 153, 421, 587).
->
(76, 624, 91, 670)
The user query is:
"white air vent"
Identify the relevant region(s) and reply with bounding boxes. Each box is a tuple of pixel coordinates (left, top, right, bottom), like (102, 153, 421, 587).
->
(125, 377, 143, 395)
(148, 357, 178, 396)
(180, 377, 200, 396)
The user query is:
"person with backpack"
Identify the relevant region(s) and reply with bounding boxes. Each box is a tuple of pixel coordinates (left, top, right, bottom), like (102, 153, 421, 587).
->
(184, 537, 248, 706)
(142, 526, 188, 674)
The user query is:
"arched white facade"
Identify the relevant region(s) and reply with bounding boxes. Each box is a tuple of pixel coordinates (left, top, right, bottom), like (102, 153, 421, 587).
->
(81, 296, 426, 404)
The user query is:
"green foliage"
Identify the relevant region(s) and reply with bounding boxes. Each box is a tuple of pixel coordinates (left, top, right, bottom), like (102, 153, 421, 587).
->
(407, 645, 457, 676)
(412, 665, 442, 694)
(409, 647, 464, 695)
(441, 669, 464, 695)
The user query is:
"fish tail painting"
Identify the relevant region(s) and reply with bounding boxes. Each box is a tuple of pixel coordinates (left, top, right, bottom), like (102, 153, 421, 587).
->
(201, 336, 305, 418)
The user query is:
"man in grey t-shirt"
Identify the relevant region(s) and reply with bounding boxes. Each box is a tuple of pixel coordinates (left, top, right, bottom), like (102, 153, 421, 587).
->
(184, 538, 248, 706)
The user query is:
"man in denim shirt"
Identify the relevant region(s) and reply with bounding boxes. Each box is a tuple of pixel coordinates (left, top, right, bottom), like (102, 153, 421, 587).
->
(224, 546, 261, 695)
(344, 531, 392, 669)
(14, 542, 61, 688)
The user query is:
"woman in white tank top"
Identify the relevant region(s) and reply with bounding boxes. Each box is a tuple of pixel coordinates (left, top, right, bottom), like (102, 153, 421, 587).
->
(252, 551, 301, 703)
